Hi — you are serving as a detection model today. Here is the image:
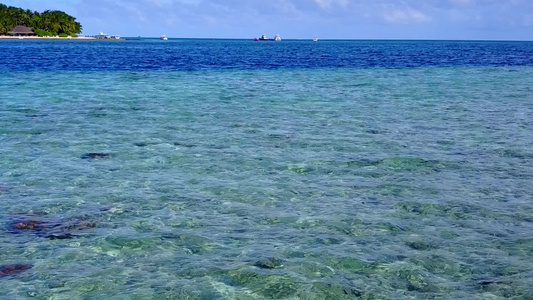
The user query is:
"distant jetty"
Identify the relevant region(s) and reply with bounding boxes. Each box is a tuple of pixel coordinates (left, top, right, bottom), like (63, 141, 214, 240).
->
(91, 32, 122, 40)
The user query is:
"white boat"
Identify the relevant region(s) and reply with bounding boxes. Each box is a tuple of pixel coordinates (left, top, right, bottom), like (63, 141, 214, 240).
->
(313, 37, 318, 42)
(274, 34, 281, 41)
(161, 35, 168, 40)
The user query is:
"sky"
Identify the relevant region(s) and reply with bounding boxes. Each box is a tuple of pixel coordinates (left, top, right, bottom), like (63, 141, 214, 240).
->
(2, 0, 532, 40)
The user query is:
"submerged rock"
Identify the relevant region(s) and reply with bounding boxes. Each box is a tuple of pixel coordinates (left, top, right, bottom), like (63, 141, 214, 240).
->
(477, 279, 497, 286)
(46, 233, 74, 240)
(0, 264, 32, 278)
(81, 153, 111, 159)
(226, 269, 298, 299)
(173, 142, 197, 148)
(0, 185, 13, 194)
(309, 282, 378, 300)
(254, 258, 285, 269)
(346, 157, 449, 172)
(288, 164, 313, 173)
(406, 240, 433, 251)
(376, 157, 436, 171)
(395, 201, 467, 220)
(8, 215, 96, 240)
(326, 256, 374, 274)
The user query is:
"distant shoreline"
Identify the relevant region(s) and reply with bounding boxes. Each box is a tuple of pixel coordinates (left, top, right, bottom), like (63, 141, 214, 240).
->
(1, 36, 531, 42)
(0, 36, 122, 40)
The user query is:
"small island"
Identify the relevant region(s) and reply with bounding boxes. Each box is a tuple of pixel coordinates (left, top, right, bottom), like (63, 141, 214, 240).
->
(0, 4, 115, 40)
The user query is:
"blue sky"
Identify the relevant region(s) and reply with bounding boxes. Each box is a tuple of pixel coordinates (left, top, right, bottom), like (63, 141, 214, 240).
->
(2, 0, 532, 40)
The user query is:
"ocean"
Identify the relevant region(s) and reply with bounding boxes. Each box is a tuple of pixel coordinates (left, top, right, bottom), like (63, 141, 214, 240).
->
(1, 39, 532, 299)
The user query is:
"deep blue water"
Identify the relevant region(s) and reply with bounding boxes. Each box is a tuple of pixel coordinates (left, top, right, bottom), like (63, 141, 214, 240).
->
(1, 39, 533, 72)
(1, 40, 533, 299)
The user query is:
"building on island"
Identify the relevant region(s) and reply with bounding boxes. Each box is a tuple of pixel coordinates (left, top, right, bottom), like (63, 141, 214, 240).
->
(8, 25, 35, 36)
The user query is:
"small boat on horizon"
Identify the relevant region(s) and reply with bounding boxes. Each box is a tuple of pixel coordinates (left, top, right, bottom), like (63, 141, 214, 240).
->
(161, 35, 168, 40)
(313, 37, 318, 42)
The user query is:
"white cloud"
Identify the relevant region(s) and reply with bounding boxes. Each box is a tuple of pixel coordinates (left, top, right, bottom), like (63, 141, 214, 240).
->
(524, 14, 533, 26)
(314, 0, 348, 10)
(384, 9, 431, 24)
(449, 0, 476, 7)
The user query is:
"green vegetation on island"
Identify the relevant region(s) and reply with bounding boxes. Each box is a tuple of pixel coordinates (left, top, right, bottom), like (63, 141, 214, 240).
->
(0, 4, 82, 36)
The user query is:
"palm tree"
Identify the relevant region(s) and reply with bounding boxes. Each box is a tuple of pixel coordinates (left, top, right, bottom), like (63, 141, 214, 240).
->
(0, 5, 82, 35)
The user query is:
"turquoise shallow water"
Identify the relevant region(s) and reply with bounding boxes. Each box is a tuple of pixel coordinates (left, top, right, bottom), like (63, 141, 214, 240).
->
(1, 67, 533, 299)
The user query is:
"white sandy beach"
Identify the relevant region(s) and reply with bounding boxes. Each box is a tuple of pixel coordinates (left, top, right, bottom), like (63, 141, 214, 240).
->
(0, 35, 97, 40)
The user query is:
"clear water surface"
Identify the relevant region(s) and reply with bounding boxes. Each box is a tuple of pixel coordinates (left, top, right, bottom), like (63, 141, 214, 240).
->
(0, 39, 532, 299)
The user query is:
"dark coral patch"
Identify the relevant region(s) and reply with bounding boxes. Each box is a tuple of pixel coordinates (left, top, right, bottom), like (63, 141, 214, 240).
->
(8, 216, 96, 240)
(8, 218, 47, 235)
(81, 153, 112, 159)
(13, 220, 43, 230)
(0, 264, 32, 278)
